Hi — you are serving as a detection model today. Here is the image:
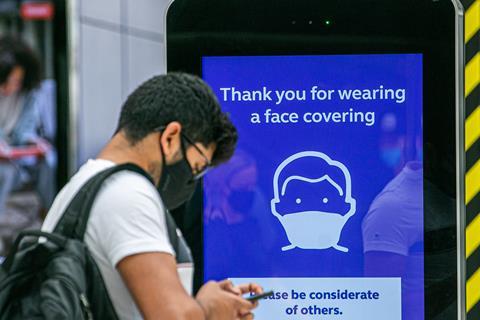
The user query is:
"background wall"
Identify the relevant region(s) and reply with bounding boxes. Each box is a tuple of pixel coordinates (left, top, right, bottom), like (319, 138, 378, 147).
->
(74, 0, 169, 167)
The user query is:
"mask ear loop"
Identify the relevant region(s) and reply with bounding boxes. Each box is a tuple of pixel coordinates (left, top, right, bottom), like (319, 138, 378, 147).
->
(157, 126, 183, 175)
(157, 131, 169, 191)
(156, 125, 195, 184)
(180, 135, 197, 182)
(155, 126, 167, 170)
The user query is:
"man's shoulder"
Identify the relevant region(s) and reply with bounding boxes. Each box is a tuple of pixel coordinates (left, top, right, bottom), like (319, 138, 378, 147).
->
(90, 163, 163, 219)
(99, 167, 158, 202)
(77, 159, 155, 193)
(43, 160, 160, 230)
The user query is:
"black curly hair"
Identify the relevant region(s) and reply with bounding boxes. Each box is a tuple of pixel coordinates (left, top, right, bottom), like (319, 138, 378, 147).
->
(0, 35, 41, 92)
(116, 72, 238, 166)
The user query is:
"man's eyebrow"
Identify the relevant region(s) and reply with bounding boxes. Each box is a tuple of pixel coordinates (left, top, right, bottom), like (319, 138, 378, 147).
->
(281, 175, 344, 196)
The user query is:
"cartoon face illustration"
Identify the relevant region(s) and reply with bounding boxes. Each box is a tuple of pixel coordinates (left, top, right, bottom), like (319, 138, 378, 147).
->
(271, 151, 356, 252)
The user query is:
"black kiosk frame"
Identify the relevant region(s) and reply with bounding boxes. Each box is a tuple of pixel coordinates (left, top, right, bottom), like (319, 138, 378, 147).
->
(166, 1, 465, 319)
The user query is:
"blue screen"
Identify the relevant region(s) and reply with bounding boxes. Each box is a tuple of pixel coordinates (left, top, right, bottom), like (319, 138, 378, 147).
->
(203, 54, 424, 320)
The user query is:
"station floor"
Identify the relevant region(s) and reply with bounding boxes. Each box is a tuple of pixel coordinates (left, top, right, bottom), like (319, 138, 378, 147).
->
(0, 191, 42, 256)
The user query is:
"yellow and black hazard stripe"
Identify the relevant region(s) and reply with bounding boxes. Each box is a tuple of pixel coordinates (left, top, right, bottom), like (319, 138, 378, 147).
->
(464, 0, 480, 318)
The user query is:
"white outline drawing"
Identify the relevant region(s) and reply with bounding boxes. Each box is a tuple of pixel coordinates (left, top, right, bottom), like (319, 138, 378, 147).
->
(271, 151, 357, 252)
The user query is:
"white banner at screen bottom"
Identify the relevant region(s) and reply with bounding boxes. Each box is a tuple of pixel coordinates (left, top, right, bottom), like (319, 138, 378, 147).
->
(230, 277, 402, 320)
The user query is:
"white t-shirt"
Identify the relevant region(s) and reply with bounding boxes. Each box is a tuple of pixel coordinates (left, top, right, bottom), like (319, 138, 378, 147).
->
(42, 159, 175, 320)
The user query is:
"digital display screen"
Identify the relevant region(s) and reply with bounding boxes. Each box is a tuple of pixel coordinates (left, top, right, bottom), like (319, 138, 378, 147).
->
(203, 54, 424, 320)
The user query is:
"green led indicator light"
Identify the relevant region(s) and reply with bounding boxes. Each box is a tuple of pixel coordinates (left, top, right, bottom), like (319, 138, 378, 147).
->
(325, 20, 331, 26)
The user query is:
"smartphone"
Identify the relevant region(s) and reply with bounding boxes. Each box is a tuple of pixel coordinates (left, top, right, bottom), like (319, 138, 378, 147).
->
(245, 290, 274, 302)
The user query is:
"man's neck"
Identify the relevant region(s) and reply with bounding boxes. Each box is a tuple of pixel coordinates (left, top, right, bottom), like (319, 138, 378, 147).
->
(97, 132, 161, 184)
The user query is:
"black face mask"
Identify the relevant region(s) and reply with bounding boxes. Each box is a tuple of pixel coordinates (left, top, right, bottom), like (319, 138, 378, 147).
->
(158, 143, 197, 210)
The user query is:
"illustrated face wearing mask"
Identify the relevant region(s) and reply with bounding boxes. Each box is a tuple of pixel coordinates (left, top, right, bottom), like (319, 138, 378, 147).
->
(271, 152, 356, 253)
(157, 128, 212, 210)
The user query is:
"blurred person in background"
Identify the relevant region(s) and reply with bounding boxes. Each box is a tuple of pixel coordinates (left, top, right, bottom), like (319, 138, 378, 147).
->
(0, 35, 56, 219)
(204, 149, 274, 278)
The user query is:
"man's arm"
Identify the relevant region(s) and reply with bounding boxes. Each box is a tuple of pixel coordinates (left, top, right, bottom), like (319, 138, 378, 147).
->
(117, 252, 257, 320)
(117, 252, 203, 319)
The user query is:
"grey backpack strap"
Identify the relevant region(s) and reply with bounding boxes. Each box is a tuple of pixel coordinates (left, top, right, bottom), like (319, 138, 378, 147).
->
(165, 209, 193, 264)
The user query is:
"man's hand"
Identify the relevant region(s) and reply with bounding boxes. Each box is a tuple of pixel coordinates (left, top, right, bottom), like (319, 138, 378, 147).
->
(221, 280, 264, 319)
(196, 280, 262, 320)
(219, 280, 263, 298)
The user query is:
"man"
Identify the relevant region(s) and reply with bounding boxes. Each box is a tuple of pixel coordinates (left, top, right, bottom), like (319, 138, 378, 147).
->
(42, 73, 261, 319)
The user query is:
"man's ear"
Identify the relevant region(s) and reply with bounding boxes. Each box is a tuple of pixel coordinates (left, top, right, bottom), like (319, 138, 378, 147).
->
(160, 121, 182, 162)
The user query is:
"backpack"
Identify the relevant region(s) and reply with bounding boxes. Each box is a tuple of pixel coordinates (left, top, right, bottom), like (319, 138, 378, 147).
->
(0, 163, 192, 319)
